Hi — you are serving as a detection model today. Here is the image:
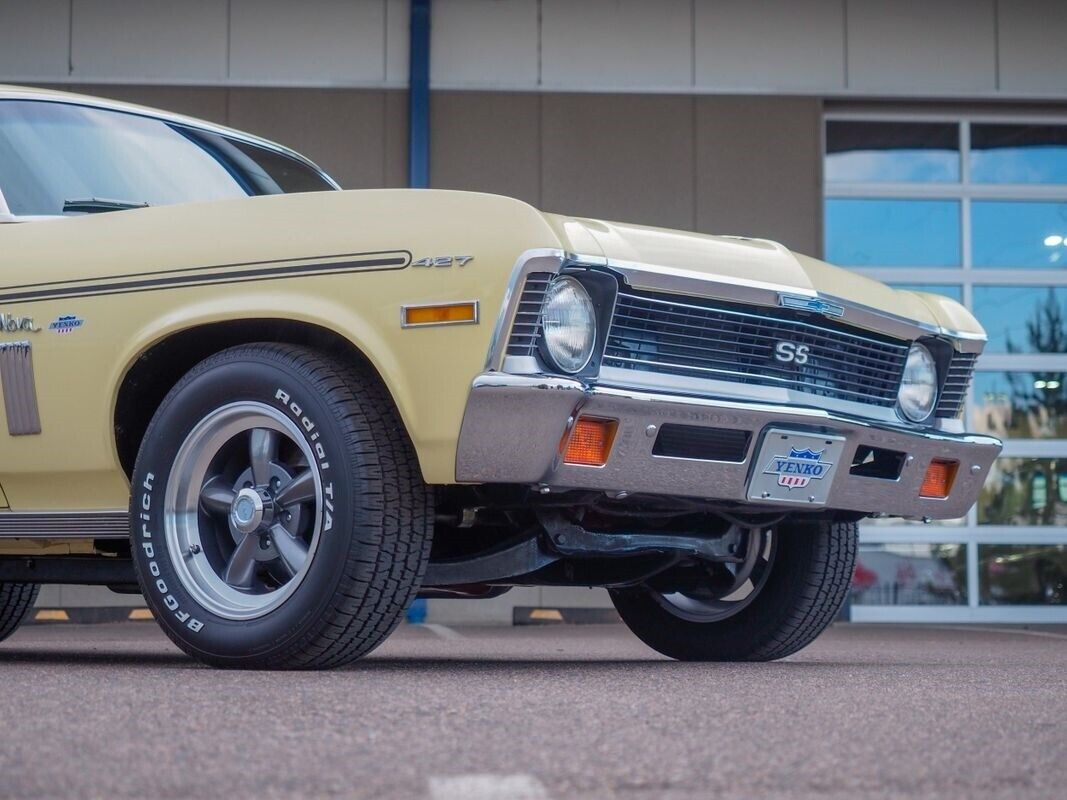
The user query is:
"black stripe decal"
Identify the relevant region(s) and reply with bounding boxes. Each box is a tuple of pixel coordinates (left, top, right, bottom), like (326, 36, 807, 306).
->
(0, 251, 409, 304)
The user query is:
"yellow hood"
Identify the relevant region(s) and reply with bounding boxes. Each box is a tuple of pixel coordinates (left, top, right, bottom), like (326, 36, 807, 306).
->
(545, 215, 984, 340)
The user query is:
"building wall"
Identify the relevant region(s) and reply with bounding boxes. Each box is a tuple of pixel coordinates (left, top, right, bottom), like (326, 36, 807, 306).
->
(4, 0, 1067, 98)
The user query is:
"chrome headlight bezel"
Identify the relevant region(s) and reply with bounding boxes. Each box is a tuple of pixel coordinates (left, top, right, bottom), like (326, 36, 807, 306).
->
(898, 342, 939, 423)
(539, 275, 598, 374)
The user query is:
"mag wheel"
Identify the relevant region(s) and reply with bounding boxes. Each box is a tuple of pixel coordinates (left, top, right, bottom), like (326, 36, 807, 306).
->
(131, 343, 433, 669)
(164, 401, 324, 620)
(610, 520, 857, 661)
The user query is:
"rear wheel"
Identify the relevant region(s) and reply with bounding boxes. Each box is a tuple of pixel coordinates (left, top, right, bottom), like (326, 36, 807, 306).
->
(610, 520, 857, 661)
(0, 583, 39, 643)
(130, 343, 432, 669)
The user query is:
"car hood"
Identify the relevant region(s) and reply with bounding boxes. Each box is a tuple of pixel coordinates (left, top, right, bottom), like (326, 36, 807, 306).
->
(545, 214, 984, 340)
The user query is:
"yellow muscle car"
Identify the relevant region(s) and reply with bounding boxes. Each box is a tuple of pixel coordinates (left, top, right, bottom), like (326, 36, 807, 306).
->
(0, 86, 1001, 668)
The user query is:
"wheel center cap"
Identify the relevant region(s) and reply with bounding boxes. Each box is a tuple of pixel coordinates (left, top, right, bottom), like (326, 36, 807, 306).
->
(230, 487, 272, 534)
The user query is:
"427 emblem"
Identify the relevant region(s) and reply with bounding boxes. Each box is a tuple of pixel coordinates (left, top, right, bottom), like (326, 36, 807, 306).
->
(412, 255, 473, 268)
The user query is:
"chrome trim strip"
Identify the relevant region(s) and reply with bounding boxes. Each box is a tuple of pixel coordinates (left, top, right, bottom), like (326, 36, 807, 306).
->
(484, 248, 568, 371)
(400, 300, 480, 328)
(0, 510, 128, 539)
(0, 341, 41, 435)
(586, 254, 986, 352)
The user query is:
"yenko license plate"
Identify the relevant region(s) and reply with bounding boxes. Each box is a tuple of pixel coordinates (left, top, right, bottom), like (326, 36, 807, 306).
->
(747, 429, 847, 506)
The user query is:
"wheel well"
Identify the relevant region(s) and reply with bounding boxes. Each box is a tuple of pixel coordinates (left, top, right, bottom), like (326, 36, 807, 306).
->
(114, 319, 389, 478)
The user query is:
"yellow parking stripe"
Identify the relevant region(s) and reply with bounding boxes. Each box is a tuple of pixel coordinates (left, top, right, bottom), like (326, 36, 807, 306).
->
(34, 609, 69, 622)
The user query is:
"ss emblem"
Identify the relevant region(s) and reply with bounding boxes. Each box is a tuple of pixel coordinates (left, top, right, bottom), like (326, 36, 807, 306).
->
(774, 342, 810, 365)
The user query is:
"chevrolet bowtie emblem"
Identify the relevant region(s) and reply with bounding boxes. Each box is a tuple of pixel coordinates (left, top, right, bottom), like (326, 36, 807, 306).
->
(777, 294, 845, 318)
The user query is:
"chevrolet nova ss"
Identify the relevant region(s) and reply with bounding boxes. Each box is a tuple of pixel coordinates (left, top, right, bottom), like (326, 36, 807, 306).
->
(0, 87, 1001, 668)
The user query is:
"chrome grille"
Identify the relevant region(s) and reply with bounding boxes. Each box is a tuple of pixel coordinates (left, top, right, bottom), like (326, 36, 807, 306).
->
(935, 352, 977, 418)
(604, 291, 910, 407)
(505, 273, 552, 357)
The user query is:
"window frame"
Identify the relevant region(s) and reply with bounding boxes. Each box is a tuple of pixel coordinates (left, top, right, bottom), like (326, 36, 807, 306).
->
(825, 110, 1067, 622)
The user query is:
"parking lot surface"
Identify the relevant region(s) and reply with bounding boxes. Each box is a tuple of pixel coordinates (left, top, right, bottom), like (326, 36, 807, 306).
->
(0, 621, 1064, 799)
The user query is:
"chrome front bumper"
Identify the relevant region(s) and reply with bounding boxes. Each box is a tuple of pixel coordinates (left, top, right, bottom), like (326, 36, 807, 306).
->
(455, 374, 1003, 520)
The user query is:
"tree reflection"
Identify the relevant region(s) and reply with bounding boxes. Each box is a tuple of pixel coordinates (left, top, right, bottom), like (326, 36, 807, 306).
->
(980, 290, 1067, 526)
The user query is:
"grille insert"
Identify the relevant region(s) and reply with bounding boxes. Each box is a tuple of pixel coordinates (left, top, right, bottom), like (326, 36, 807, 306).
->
(652, 424, 751, 462)
(505, 273, 552, 357)
(604, 291, 910, 407)
(935, 352, 977, 418)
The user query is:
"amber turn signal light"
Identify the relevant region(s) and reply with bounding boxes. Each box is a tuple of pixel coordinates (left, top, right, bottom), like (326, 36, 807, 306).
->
(564, 417, 618, 467)
(920, 459, 959, 499)
(402, 302, 478, 327)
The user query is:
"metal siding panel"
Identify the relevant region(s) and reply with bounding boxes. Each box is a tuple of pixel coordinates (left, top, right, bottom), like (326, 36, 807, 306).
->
(846, 0, 996, 94)
(695, 96, 822, 255)
(385, 0, 411, 86)
(227, 88, 394, 189)
(229, 0, 387, 85)
(70, 0, 228, 82)
(0, 0, 71, 80)
(431, 0, 539, 88)
(430, 91, 541, 206)
(541, 93, 695, 230)
(694, 0, 845, 92)
(540, 0, 693, 90)
(997, 0, 1067, 95)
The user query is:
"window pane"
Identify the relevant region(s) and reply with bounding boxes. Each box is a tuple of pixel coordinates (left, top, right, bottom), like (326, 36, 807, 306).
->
(887, 283, 963, 303)
(826, 121, 960, 183)
(978, 458, 1067, 526)
(971, 372, 1067, 439)
(825, 199, 961, 266)
(971, 124, 1067, 184)
(851, 543, 966, 605)
(973, 201, 1067, 268)
(0, 100, 248, 215)
(979, 545, 1066, 605)
(972, 286, 1067, 353)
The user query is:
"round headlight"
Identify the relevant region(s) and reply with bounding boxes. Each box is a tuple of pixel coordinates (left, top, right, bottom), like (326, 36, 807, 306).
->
(540, 276, 596, 374)
(898, 343, 938, 422)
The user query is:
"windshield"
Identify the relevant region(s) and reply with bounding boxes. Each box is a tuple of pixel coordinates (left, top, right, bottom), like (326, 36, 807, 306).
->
(0, 100, 335, 217)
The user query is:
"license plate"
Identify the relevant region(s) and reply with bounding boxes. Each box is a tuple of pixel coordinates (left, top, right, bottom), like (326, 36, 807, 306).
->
(747, 429, 847, 506)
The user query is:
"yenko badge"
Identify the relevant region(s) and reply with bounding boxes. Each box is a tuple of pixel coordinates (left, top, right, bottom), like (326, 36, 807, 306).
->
(763, 447, 834, 490)
(747, 430, 847, 506)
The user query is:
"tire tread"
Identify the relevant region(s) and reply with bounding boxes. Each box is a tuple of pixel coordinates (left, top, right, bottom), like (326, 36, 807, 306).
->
(0, 583, 39, 643)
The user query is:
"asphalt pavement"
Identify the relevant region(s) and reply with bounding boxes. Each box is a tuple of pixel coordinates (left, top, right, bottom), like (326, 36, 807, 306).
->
(0, 620, 1065, 799)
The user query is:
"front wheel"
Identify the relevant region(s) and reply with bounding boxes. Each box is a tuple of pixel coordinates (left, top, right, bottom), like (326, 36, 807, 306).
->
(610, 520, 857, 661)
(131, 344, 432, 669)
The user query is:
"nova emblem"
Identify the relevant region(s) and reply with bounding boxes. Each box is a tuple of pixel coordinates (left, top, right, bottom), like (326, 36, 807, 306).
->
(778, 293, 845, 318)
(774, 341, 810, 364)
(763, 447, 834, 490)
(0, 313, 40, 333)
(412, 255, 473, 268)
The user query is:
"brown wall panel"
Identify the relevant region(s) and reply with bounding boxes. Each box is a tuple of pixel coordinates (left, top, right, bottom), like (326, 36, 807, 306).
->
(431, 91, 540, 207)
(695, 96, 823, 256)
(26, 85, 823, 257)
(227, 88, 406, 190)
(541, 93, 694, 230)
